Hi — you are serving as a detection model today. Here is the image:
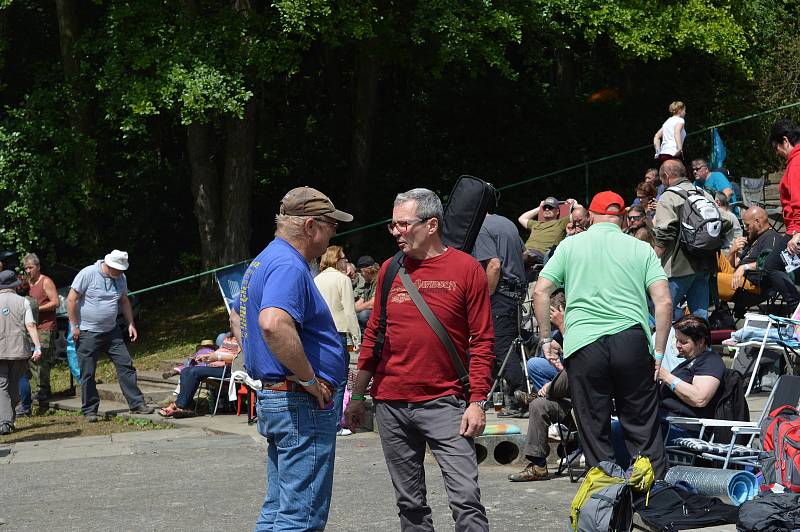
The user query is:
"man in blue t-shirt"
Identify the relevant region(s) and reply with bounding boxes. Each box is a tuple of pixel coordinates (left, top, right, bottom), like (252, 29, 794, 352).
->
(692, 158, 739, 215)
(238, 186, 352, 531)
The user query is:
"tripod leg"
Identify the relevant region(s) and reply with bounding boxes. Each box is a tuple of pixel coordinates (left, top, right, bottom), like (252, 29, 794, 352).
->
(488, 337, 521, 397)
(520, 342, 532, 394)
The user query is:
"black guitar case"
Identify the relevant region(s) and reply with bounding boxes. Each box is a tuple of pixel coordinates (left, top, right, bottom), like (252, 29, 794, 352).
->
(440, 175, 497, 254)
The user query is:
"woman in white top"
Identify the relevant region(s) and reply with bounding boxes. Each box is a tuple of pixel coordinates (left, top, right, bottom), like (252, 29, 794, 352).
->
(314, 245, 360, 435)
(653, 101, 687, 165)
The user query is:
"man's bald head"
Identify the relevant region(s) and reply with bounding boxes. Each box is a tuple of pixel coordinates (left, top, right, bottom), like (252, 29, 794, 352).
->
(742, 205, 769, 239)
(659, 159, 685, 186)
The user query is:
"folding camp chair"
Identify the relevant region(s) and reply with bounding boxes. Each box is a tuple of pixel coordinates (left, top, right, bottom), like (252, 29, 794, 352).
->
(731, 303, 800, 397)
(666, 375, 800, 469)
(740, 176, 784, 232)
(556, 412, 585, 483)
(195, 365, 231, 417)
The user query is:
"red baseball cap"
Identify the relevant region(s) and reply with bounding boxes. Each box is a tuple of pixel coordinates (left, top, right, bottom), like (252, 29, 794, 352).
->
(589, 191, 625, 215)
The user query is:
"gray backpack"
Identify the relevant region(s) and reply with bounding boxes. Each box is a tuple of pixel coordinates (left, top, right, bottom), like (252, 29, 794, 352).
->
(573, 462, 634, 532)
(665, 186, 723, 257)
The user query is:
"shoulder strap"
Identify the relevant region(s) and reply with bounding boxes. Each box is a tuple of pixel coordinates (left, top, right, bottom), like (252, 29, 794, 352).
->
(663, 186, 689, 200)
(371, 251, 404, 366)
(397, 266, 470, 395)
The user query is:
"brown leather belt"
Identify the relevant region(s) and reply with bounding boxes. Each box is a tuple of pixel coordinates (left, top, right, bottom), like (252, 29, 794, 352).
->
(261, 378, 334, 395)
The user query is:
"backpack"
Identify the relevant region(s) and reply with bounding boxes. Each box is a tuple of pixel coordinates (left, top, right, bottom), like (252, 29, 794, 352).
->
(760, 405, 800, 492)
(440, 175, 498, 253)
(737, 492, 800, 531)
(664, 186, 723, 257)
(635, 481, 739, 532)
(570, 456, 655, 532)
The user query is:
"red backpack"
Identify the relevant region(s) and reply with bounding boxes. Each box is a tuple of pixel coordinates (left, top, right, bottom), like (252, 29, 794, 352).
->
(760, 405, 800, 492)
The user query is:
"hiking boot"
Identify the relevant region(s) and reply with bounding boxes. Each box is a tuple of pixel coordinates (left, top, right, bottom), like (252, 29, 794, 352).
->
(130, 404, 155, 415)
(514, 389, 533, 408)
(508, 462, 548, 482)
(35, 391, 51, 403)
(84, 413, 100, 423)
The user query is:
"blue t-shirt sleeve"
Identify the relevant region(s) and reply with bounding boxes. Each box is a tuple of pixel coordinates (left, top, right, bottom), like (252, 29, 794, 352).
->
(694, 353, 726, 381)
(71, 268, 89, 295)
(260, 264, 309, 328)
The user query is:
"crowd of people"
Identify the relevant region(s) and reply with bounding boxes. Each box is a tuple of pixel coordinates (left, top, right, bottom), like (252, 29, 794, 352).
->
(3, 112, 800, 531)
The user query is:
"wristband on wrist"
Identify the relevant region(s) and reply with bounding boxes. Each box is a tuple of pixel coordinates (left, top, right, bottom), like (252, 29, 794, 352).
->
(296, 376, 317, 387)
(670, 377, 683, 391)
(654, 353, 664, 360)
(351, 393, 366, 401)
(216, 353, 221, 361)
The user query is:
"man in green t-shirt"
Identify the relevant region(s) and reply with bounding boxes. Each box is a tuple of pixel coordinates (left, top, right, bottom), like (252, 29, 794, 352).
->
(532, 190, 672, 478)
(517, 196, 577, 261)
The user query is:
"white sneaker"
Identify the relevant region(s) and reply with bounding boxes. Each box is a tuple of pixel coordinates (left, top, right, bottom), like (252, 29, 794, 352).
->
(337, 428, 352, 436)
(547, 423, 568, 441)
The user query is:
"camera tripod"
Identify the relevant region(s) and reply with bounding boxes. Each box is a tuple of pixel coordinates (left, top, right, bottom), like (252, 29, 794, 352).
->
(487, 287, 537, 409)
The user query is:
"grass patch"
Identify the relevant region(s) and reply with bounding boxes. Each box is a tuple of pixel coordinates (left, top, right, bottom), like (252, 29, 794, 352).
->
(0, 409, 168, 445)
(44, 288, 230, 393)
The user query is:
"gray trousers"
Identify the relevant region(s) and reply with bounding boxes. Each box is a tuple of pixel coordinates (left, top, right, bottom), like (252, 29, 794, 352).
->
(523, 397, 570, 460)
(76, 328, 145, 415)
(0, 359, 28, 426)
(374, 395, 489, 532)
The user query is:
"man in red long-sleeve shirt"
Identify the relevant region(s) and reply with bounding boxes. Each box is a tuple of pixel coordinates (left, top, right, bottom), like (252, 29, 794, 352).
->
(345, 188, 494, 532)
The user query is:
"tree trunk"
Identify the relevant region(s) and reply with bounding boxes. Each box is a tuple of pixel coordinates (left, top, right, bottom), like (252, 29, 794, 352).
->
(349, 45, 379, 249)
(54, 0, 91, 139)
(221, 98, 256, 264)
(186, 122, 222, 272)
(554, 46, 576, 99)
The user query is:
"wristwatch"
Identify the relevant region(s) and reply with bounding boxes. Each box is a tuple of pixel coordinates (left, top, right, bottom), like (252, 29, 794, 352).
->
(471, 400, 488, 411)
(539, 336, 552, 346)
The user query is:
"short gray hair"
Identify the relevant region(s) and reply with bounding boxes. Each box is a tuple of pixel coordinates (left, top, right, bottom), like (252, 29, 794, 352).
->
(715, 191, 729, 209)
(274, 214, 308, 240)
(22, 253, 40, 266)
(394, 188, 444, 227)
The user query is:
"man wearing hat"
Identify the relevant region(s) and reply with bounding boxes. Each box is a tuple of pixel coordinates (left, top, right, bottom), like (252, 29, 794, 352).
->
(517, 196, 578, 261)
(353, 255, 379, 329)
(66, 250, 154, 421)
(0, 270, 43, 435)
(238, 186, 352, 531)
(532, 191, 673, 478)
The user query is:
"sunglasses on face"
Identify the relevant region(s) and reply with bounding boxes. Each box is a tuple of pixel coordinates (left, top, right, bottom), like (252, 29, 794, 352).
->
(628, 215, 644, 222)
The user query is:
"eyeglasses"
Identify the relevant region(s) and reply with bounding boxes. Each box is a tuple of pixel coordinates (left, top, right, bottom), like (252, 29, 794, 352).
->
(387, 218, 425, 233)
(314, 218, 338, 231)
(691, 166, 707, 172)
(628, 215, 644, 222)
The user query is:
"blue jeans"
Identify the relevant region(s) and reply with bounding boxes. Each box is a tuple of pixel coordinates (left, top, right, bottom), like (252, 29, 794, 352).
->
(18, 372, 32, 413)
(669, 272, 710, 320)
(175, 365, 226, 409)
(526, 356, 558, 392)
(255, 389, 337, 531)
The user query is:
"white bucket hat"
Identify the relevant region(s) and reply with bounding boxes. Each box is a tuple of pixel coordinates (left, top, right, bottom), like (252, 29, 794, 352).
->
(104, 249, 130, 271)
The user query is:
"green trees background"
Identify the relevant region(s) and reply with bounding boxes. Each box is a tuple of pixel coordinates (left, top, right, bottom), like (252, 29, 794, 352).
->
(1, 0, 799, 285)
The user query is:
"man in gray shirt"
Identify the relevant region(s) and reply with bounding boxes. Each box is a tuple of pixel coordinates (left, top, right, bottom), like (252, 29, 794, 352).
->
(67, 250, 153, 421)
(473, 212, 528, 414)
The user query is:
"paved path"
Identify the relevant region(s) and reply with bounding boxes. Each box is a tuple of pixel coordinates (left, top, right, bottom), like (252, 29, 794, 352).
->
(1, 407, 745, 532)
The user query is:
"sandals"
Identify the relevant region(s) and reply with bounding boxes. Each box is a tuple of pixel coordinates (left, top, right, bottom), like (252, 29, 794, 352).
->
(158, 404, 195, 419)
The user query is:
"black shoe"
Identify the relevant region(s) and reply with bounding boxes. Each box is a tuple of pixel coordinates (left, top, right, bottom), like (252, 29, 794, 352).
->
(35, 391, 51, 402)
(85, 414, 100, 423)
(161, 371, 176, 380)
(130, 404, 155, 415)
(15, 407, 32, 417)
(497, 408, 522, 418)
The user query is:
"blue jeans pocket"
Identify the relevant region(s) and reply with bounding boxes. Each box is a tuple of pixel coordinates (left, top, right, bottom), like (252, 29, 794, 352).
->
(257, 395, 299, 449)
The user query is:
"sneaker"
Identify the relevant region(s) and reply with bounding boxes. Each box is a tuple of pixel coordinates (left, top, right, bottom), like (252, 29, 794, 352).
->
(548, 423, 569, 441)
(130, 404, 155, 415)
(508, 462, 548, 482)
(337, 428, 353, 436)
(15, 407, 32, 417)
(0, 423, 13, 435)
(85, 413, 100, 423)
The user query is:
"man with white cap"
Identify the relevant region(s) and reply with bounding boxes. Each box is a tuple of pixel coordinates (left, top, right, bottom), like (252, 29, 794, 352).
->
(238, 186, 353, 531)
(67, 250, 153, 421)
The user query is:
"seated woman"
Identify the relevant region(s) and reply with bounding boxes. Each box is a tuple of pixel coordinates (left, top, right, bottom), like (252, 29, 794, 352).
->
(657, 315, 725, 438)
(159, 336, 241, 418)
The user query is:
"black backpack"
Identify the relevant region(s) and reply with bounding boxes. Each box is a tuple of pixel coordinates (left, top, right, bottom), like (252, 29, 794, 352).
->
(737, 492, 800, 531)
(664, 186, 723, 257)
(635, 481, 739, 532)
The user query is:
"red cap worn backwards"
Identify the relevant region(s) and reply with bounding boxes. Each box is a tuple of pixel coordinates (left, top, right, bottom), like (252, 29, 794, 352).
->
(588, 191, 625, 215)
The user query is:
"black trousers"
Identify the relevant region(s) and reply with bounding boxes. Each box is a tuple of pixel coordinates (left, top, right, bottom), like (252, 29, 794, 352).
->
(564, 326, 666, 478)
(491, 294, 524, 394)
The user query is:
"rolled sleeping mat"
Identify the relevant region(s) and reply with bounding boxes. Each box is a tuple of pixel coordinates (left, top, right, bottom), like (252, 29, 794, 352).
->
(664, 466, 758, 506)
(481, 424, 522, 436)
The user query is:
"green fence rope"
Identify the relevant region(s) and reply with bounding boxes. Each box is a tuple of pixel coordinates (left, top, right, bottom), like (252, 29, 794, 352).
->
(129, 100, 800, 296)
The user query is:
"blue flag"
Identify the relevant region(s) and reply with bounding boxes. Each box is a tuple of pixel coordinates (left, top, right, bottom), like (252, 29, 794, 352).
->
(710, 127, 727, 169)
(215, 262, 248, 312)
